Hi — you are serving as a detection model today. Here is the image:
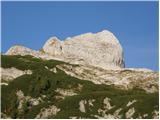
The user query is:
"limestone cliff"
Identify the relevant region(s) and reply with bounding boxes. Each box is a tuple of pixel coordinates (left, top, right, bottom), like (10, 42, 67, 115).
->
(6, 30, 125, 69)
(43, 30, 125, 69)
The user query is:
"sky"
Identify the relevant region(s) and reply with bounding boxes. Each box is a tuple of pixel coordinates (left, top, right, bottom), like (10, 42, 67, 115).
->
(1, 1, 159, 71)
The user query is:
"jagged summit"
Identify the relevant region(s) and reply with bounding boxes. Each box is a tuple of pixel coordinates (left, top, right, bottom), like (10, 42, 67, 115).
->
(6, 30, 124, 69)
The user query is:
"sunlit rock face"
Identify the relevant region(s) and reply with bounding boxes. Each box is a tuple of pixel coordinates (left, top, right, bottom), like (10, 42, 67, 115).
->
(5, 30, 125, 69)
(43, 30, 125, 69)
(43, 37, 62, 56)
(5, 45, 38, 56)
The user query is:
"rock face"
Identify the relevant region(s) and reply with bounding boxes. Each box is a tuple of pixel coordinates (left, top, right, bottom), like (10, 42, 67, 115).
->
(43, 30, 124, 69)
(5, 30, 124, 69)
(56, 64, 158, 93)
(1, 67, 32, 83)
(43, 37, 62, 56)
(6, 45, 38, 56)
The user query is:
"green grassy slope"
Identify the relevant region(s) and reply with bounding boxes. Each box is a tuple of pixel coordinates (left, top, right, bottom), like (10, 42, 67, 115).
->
(1, 55, 159, 119)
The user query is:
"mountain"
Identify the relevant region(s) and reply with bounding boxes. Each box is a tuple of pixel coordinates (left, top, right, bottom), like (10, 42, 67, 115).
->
(6, 30, 124, 69)
(1, 30, 159, 119)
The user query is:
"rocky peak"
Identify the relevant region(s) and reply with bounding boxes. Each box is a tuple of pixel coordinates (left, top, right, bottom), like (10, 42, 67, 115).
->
(5, 45, 38, 56)
(43, 37, 62, 56)
(5, 30, 125, 70)
(42, 30, 125, 69)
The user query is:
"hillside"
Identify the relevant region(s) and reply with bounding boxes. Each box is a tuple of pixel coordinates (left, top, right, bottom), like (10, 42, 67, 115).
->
(1, 30, 159, 119)
(1, 55, 159, 119)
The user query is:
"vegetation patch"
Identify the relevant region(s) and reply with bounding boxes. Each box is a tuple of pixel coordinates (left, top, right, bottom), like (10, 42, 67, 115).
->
(1, 55, 159, 119)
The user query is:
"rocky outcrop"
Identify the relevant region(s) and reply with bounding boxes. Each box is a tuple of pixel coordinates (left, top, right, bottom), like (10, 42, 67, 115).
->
(125, 107, 135, 119)
(6, 45, 38, 56)
(78, 97, 136, 119)
(6, 30, 125, 70)
(78, 99, 96, 113)
(126, 100, 137, 107)
(43, 30, 124, 69)
(79, 100, 87, 113)
(35, 105, 60, 119)
(16, 90, 42, 111)
(5, 44, 64, 62)
(55, 88, 77, 97)
(56, 64, 158, 93)
(1, 67, 32, 83)
(43, 37, 62, 56)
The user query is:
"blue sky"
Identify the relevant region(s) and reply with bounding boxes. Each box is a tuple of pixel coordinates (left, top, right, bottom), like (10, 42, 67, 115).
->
(1, 1, 159, 71)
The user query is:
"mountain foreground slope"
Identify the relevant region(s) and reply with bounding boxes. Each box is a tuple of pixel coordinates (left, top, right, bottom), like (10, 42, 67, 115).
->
(1, 30, 159, 119)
